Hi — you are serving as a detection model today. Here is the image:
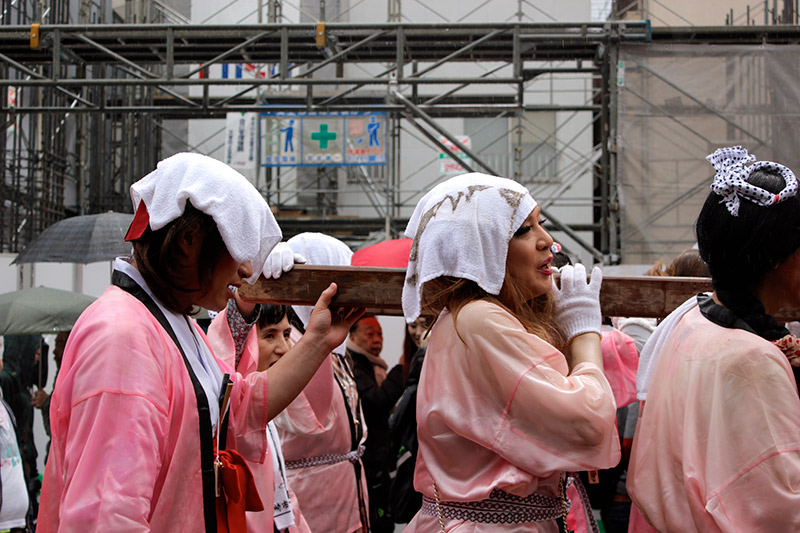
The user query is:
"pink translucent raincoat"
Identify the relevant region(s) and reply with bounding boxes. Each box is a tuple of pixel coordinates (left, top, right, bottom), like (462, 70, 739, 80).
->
(600, 328, 639, 409)
(273, 329, 369, 533)
(38, 285, 269, 532)
(207, 312, 311, 533)
(627, 306, 800, 532)
(405, 300, 620, 532)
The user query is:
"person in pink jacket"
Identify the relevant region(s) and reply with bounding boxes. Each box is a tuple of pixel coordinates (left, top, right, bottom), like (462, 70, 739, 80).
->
(37, 153, 362, 532)
(401, 173, 620, 532)
(208, 298, 312, 533)
(277, 233, 370, 533)
(212, 232, 369, 532)
(627, 146, 800, 532)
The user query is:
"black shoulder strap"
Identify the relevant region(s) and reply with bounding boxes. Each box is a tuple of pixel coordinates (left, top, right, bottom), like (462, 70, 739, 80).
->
(112, 271, 217, 533)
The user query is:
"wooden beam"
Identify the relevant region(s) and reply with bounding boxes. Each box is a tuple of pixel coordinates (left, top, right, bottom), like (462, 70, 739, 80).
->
(239, 265, 725, 319)
(239, 265, 800, 323)
(239, 265, 407, 316)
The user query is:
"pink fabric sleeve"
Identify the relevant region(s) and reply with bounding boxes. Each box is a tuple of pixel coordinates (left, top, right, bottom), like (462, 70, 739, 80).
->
(201, 324, 269, 464)
(224, 368, 270, 463)
(707, 452, 800, 531)
(455, 302, 620, 475)
(699, 352, 800, 531)
(274, 383, 336, 436)
(58, 394, 169, 531)
(300, 354, 334, 422)
(53, 315, 172, 531)
(600, 329, 639, 409)
(287, 327, 334, 423)
(273, 329, 336, 436)
(207, 310, 331, 445)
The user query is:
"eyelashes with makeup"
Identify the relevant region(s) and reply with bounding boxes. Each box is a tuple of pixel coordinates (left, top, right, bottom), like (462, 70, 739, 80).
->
(514, 225, 531, 237)
(513, 218, 546, 238)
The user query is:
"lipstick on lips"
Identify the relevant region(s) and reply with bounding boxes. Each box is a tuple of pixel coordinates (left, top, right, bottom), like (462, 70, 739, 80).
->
(538, 256, 553, 276)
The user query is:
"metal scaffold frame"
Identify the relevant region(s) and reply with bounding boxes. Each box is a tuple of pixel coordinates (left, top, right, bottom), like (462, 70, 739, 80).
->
(2, 15, 800, 262)
(0, 22, 650, 113)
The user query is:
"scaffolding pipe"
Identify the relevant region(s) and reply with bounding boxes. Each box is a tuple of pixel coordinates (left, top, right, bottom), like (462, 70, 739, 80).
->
(395, 89, 604, 261)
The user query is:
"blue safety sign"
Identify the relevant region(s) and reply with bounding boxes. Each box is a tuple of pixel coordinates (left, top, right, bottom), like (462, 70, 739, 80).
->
(262, 111, 387, 167)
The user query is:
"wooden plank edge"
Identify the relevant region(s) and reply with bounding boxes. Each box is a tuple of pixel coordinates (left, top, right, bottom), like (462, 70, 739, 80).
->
(237, 265, 800, 321)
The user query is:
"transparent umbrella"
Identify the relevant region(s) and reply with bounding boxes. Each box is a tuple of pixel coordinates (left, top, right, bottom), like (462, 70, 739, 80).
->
(0, 287, 96, 335)
(12, 212, 134, 264)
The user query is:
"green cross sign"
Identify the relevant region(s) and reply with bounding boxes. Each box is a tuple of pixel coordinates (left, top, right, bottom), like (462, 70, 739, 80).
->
(311, 123, 337, 149)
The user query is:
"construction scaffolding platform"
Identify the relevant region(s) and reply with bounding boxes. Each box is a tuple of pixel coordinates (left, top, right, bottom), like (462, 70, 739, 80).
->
(0, 22, 649, 115)
(3, 18, 800, 263)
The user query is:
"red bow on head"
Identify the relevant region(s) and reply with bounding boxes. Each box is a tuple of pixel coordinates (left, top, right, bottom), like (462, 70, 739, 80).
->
(125, 202, 150, 242)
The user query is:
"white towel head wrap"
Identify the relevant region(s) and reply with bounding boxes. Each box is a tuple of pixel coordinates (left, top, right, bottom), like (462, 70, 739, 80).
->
(286, 233, 353, 350)
(402, 172, 537, 323)
(129, 152, 282, 284)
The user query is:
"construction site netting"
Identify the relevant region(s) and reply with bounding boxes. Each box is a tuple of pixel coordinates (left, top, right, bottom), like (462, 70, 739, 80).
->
(617, 43, 800, 264)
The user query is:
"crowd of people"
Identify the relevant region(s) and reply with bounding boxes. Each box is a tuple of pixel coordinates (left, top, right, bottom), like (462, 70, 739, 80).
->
(3, 144, 800, 532)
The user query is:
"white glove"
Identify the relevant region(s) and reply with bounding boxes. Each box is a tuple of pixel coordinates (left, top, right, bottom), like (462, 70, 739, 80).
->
(263, 242, 307, 279)
(552, 263, 603, 342)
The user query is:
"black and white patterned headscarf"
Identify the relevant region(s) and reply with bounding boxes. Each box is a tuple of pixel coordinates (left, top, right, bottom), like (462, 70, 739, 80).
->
(706, 146, 798, 217)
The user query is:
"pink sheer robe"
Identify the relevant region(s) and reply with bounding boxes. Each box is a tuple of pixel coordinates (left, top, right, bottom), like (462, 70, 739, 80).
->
(273, 328, 369, 533)
(627, 306, 800, 532)
(405, 300, 620, 532)
(38, 285, 269, 532)
(207, 312, 311, 533)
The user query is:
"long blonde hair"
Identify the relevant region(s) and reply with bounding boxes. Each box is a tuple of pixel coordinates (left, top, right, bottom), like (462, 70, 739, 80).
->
(421, 272, 560, 346)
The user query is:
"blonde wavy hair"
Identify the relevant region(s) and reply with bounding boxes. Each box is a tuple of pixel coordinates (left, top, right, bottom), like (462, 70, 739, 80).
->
(420, 271, 560, 346)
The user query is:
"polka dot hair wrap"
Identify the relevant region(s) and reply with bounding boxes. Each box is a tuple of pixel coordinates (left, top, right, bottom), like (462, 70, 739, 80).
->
(706, 146, 798, 217)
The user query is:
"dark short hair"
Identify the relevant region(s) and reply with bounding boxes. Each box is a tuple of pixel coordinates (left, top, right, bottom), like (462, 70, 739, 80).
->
(696, 167, 800, 338)
(349, 315, 376, 334)
(256, 304, 290, 330)
(132, 201, 226, 315)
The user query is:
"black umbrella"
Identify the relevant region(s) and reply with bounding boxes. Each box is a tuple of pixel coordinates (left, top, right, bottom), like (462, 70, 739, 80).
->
(13, 211, 134, 264)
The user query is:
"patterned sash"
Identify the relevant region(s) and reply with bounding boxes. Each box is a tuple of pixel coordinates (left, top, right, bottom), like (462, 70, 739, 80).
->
(420, 487, 566, 524)
(284, 445, 365, 469)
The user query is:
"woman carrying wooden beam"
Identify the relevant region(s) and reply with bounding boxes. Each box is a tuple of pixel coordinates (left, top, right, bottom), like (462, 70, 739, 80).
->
(401, 172, 620, 532)
(37, 153, 362, 532)
(628, 146, 800, 532)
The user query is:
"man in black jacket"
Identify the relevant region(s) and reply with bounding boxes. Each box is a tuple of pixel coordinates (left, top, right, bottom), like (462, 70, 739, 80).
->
(346, 316, 403, 533)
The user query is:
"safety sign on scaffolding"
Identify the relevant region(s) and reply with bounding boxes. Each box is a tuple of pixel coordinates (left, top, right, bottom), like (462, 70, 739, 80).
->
(438, 136, 472, 174)
(224, 112, 258, 169)
(262, 112, 388, 167)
